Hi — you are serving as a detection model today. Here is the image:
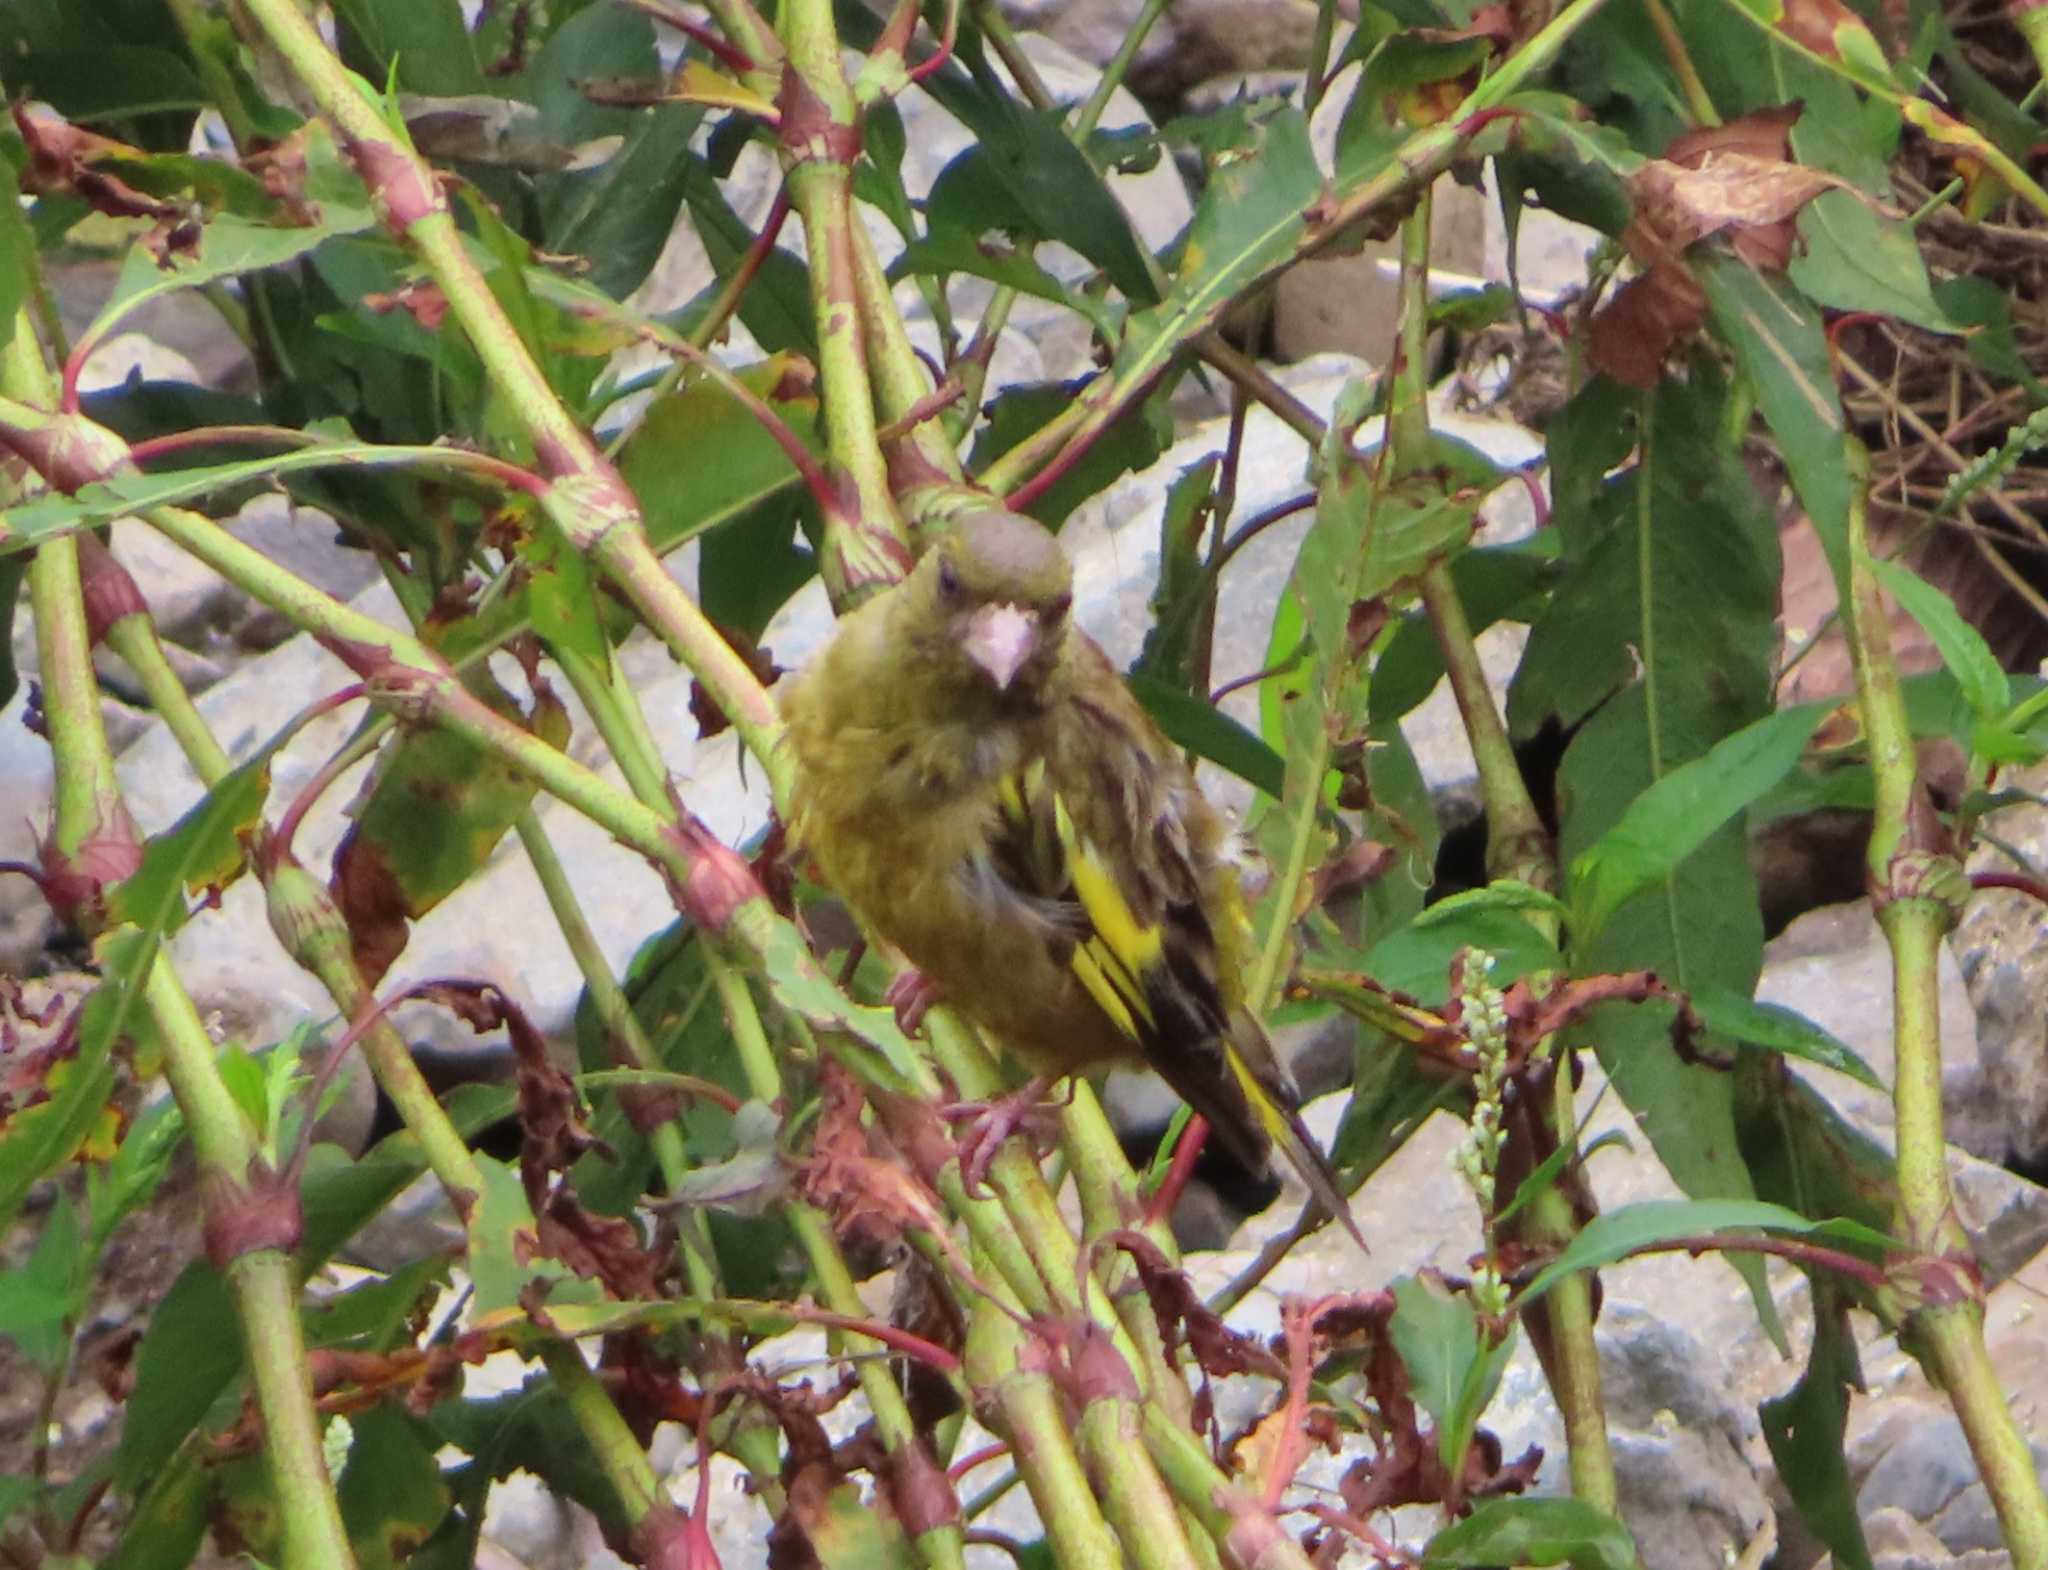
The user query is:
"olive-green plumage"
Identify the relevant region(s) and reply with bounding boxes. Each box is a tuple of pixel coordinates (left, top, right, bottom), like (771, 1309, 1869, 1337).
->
(782, 509, 1362, 1247)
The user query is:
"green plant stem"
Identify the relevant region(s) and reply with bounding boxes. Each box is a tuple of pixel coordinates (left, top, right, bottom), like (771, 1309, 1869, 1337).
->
(1304, 0, 1341, 117)
(514, 811, 718, 1281)
(965, 1310, 1125, 1570)
(1077, 1396, 1220, 1570)
(232, 0, 782, 768)
(1843, 445, 2048, 1566)
(1137, 1406, 1320, 1570)
(1637, 0, 1719, 125)
(777, 0, 914, 600)
(1072, 0, 1174, 136)
(1397, 196, 1616, 1510)
(848, 218, 964, 481)
(1418, 564, 1614, 1508)
(703, 951, 968, 1570)
(102, 616, 233, 782)
(972, 1, 1057, 110)
(144, 934, 359, 1570)
(540, 1341, 665, 1523)
(94, 595, 491, 1208)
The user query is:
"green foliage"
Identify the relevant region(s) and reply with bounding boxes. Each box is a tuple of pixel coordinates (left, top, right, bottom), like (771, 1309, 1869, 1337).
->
(2, 0, 2042, 1563)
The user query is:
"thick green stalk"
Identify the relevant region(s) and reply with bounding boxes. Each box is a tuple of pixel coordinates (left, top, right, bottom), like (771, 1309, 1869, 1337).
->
(1078, 1395, 1219, 1570)
(541, 1341, 665, 1522)
(1138, 1407, 1321, 1570)
(0, 356, 352, 1557)
(777, 0, 914, 601)
(1844, 448, 2048, 1566)
(847, 219, 964, 482)
(144, 959, 358, 1570)
(964, 1311, 1126, 1570)
(101, 615, 233, 783)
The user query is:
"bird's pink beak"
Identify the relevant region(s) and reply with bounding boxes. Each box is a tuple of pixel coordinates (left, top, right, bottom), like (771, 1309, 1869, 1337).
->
(964, 602, 1040, 690)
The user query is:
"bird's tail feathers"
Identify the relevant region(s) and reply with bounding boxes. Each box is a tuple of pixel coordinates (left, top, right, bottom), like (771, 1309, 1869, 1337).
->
(1223, 1040, 1370, 1258)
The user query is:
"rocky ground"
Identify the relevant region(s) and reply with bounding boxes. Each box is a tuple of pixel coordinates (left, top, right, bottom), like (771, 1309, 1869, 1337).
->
(4, 4, 2046, 1568)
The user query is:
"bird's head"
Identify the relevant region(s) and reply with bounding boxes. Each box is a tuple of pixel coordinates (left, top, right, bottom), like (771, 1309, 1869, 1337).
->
(918, 509, 1074, 697)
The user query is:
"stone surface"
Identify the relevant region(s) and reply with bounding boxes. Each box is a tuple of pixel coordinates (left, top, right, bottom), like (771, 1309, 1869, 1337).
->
(1954, 760, 2048, 1167)
(1758, 901, 2000, 1160)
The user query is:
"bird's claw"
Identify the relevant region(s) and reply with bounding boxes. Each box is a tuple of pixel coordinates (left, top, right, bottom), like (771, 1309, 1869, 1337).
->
(941, 1077, 1060, 1196)
(886, 969, 943, 1036)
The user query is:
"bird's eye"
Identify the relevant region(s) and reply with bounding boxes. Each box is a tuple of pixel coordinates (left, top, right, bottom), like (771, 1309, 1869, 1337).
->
(937, 559, 962, 598)
(1045, 592, 1072, 623)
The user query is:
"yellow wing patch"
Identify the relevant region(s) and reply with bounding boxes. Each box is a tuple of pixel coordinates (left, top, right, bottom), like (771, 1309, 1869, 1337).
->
(1048, 791, 1162, 1042)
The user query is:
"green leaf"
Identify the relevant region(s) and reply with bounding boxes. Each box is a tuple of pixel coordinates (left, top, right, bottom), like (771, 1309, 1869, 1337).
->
(81, 207, 376, 363)
(331, 0, 483, 94)
(1701, 257, 1853, 579)
(799, 1477, 915, 1570)
(107, 746, 275, 935)
(1134, 458, 1222, 693)
(1390, 1274, 1479, 1439)
(1526, 372, 1789, 1337)
(1690, 987, 1884, 1091)
(1128, 673, 1286, 799)
(1569, 705, 1825, 943)
(114, 1264, 244, 1490)
(1424, 1496, 1641, 1570)
(950, 103, 1160, 307)
(1335, 31, 1493, 181)
(1789, 193, 1952, 332)
(1360, 882, 1565, 1000)
(330, 668, 567, 956)
(1869, 557, 2010, 721)
(616, 361, 821, 554)
(969, 379, 1174, 529)
(893, 229, 1117, 340)
(303, 1256, 450, 1352)
(1389, 1274, 1511, 1477)
(1933, 277, 2048, 403)
(1108, 105, 1320, 403)
(1761, 1288, 1874, 1570)
(339, 1404, 453, 1570)
(431, 1379, 629, 1542)
(0, 1191, 87, 1373)
(1516, 1198, 1893, 1306)
(468, 1154, 597, 1316)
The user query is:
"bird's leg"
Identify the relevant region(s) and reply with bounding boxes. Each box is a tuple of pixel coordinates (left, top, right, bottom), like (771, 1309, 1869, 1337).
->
(940, 1075, 1064, 1196)
(885, 969, 944, 1036)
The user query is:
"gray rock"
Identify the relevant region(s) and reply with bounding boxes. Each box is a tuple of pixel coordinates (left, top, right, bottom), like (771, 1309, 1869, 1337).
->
(1954, 772, 2048, 1165)
(0, 690, 58, 969)
(1759, 900, 2001, 1161)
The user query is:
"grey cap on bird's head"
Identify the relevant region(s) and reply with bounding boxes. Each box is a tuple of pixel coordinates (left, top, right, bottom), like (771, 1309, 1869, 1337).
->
(935, 510, 1073, 691)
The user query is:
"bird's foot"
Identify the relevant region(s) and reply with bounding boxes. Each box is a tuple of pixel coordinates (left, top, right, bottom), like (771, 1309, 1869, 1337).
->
(885, 969, 944, 1036)
(941, 1076, 1062, 1196)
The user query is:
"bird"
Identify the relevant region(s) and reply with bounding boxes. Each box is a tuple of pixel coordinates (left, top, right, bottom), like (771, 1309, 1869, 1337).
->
(779, 507, 1365, 1251)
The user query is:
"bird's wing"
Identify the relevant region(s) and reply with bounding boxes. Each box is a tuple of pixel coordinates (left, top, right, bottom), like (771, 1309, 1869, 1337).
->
(975, 711, 1368, 1252)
